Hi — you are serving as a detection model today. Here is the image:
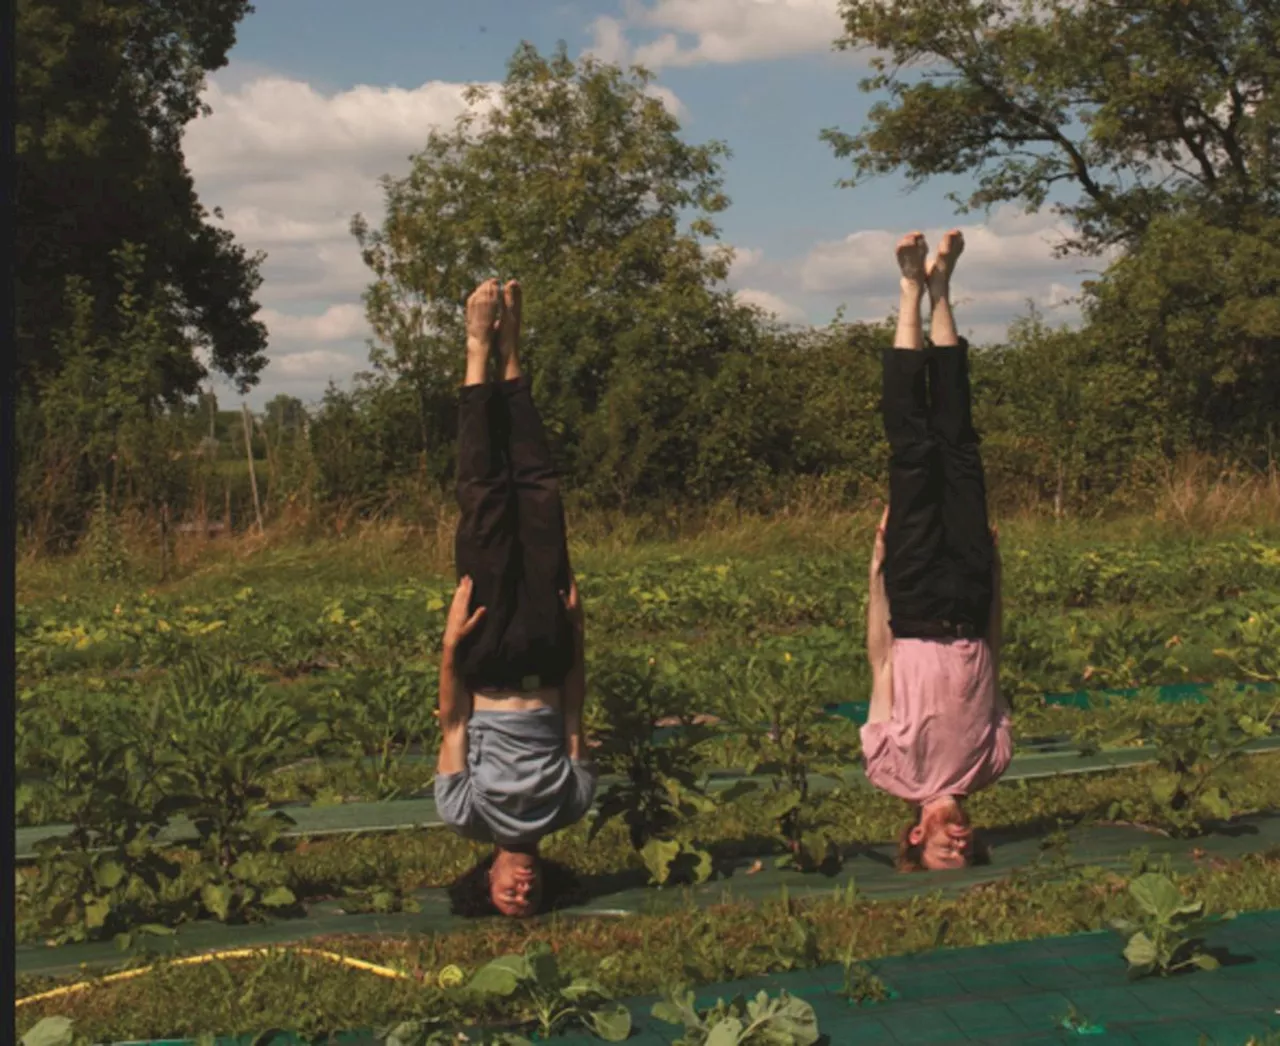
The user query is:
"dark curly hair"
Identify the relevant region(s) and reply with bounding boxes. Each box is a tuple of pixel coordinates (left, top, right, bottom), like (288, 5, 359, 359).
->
(446, 853, 587, 918)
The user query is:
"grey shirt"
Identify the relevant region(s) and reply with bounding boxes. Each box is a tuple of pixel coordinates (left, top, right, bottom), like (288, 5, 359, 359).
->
(434, 706, 597, 846)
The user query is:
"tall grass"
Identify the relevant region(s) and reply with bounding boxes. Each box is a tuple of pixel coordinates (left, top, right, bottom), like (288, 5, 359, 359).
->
(16, 453, 1280, 605)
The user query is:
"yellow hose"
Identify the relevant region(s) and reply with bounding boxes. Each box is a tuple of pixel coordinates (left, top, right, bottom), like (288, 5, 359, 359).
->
(15, 946, 414, 1009)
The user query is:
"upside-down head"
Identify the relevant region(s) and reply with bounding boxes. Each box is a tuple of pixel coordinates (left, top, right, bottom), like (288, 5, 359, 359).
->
(447, 847, 583, 918)
(897, 796, 989, 871)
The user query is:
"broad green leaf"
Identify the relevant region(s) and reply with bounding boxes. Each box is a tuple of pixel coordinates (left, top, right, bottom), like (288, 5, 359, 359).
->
(261, 885, 296, 908)
(1129, 873, 1182, 919)
(1188, 952, 1219, 971)
(1197, 786, 1232, 821)
(652, 994, 699, 1028)
(468, 954, 529, 997)
(528, 947, 559, 988)
(771, 994, 820, 1044)
(561, 977, 609, 1001)
(201, 882, 232, 922)
(83, 896, 111, 930)
(705, 1016, 746, 1046)
(1123, 931, 1158, 969)
(93, 858, 125, 891)
(640, 837, 682, 885)
(586, 1002, 633, 1042)
(20, 1016, 75, 1046)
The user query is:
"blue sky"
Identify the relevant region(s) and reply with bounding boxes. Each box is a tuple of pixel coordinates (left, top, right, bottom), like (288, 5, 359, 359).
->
(186, 0, 1096, 407)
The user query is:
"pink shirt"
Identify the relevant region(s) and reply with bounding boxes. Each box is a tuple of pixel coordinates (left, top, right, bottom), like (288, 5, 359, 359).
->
(860, 637, 1012, 804)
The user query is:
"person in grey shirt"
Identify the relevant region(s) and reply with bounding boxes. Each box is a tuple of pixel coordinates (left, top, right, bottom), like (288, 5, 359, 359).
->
(435, 278, 596, 918)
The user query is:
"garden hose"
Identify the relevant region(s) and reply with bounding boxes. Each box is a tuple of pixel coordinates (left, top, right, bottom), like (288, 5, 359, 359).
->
(14, 946, 413, 1009)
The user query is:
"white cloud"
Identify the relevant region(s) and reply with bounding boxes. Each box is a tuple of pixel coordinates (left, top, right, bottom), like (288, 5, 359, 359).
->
(258, 304, 369, 343)
(589, 15, 634, 65)
(184, 67, 499, 403)
(798, 208, 1096, 297)
(727, 245, 765, 281)
(717, 208, 1106, 344)
(590, 0, 845, 70)
(186, 77, 488, 181)
(735, 287, 807, 323)
(643, 83, 688, 118)
(271, 349, 362, 379)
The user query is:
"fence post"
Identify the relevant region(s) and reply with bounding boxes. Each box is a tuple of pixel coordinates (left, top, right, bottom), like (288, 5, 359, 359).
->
(160, 502, 170, 581)
(242, 404, 265, 536)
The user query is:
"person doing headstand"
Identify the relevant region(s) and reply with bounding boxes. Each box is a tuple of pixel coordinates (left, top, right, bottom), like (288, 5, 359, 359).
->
(435, 278, 595, 917)
(861, 230, 1010, 872)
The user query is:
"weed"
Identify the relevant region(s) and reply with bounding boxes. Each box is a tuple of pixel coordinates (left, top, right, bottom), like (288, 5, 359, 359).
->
(1111, 871, 1235, 977)
(653, 988, 820, 1045)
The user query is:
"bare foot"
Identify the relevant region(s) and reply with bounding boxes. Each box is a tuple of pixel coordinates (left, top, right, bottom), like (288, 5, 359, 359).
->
(498, 279, 522, 381)
(926, 229, 964, 300)
(465, 279, 502, 384)
(896, 231, 929, 287)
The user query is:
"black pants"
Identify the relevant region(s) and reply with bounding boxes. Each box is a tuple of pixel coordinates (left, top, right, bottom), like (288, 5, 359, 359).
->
(453, 377, 575, 690)
(882, 339, 993, 638)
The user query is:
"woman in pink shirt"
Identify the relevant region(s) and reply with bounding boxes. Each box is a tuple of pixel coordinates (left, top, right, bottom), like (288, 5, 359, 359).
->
(861, 229, 1011, 872)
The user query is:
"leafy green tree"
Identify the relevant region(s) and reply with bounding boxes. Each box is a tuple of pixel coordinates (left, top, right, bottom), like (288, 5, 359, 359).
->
(19, 244, 199, 548)
(825, 0, 1279, 255)
(974, 310, 1169, 515)
(17, 0, 267, 400)
(1081, 213, 1280, 454)
(352, 42, 755, 506)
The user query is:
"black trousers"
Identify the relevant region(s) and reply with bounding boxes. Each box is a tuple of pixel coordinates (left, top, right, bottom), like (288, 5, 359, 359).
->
(453, 377, 575, 690)
(882, 339, 994, 638)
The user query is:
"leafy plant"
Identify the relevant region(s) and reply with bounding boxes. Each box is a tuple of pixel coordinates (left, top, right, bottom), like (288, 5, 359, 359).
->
(1111, 872, 1235, 978)
(1082, 685, 1278, 836)
(464, 941, 631, 1042)
(19, 1015, 76, 1046)
(378, 1021, 530, 1046)
(840, 943, 890, 1005)
(653, 988, 820, 1045)
(589, 654, 716, 885)
(320, 665, 440, 800)
(161, 655, 311, 921)
(724, 651, 860, 872)
(16, 693, 183, 944)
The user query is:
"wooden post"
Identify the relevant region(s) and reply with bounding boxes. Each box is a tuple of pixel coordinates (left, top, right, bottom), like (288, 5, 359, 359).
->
(160, 502, 170, 581)
(242, 404, 265, 536)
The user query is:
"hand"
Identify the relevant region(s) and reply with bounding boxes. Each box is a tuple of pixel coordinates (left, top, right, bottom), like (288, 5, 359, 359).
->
(561, 576, 584, 640)
(443, 576, 486, 653)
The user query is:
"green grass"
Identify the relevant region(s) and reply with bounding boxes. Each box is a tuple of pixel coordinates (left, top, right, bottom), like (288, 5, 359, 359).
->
(13, 513, 1280, 1042)
(15, 849, 1280, 1044)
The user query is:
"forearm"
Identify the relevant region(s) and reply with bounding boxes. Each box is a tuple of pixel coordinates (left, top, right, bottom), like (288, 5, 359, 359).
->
(438, 648, 472, 725)
(437, 648, 472, 775)
(867, 563, 892, 669)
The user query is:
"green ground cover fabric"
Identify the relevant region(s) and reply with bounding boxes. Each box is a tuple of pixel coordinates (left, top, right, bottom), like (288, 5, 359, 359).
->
(16, 735, 1280, 859)
(87, 909, 1280, 1045)
(19, 811, 1280, 980)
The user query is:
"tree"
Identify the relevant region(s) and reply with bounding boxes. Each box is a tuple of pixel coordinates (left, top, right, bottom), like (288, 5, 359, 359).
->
(352, 42, 753, 505)
(17, 0, 267, 401)
(824, 0, 1280, 256)
(1080, 213, 1280, 454)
